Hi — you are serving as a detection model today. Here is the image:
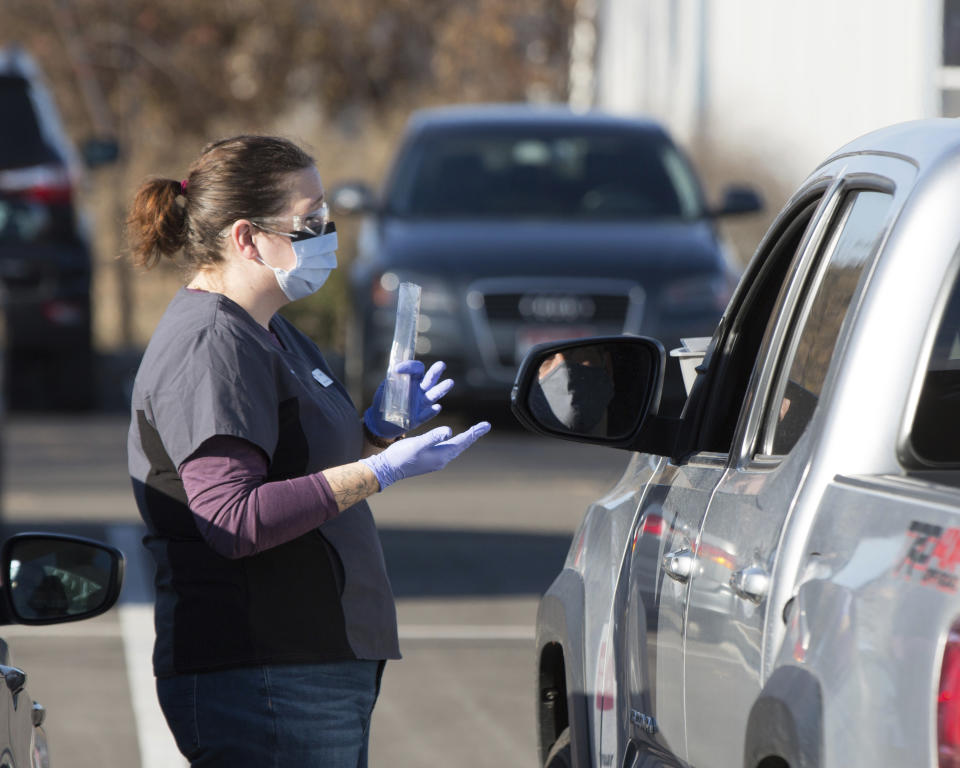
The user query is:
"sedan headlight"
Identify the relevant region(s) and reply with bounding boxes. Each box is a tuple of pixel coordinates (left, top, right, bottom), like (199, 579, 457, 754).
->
(372, 272, 458, 314)
(370, 272, 460, 357)
(421, 282, 458, 314)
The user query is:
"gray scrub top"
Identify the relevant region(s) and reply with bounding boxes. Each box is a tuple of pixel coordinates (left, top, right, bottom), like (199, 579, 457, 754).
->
(128, 288, 399, 676)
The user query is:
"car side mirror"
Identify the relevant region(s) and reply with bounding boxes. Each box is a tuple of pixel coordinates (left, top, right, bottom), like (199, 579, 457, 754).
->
(329, 181, 378, 216)
(711, 185, 764, 217)
(80, 137, 120, 168)
(2, 533, 124, 625)
(511, 336, 665, 449)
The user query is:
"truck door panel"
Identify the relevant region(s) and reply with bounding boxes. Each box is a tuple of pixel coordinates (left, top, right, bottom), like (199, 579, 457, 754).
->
(621, 459, 726, 763)
(619, 190, 828, 765)
(684, 188, 897, 768)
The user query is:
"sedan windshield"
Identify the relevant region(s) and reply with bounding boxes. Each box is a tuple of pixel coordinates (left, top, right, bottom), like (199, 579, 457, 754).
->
(387, 127, 704, 220)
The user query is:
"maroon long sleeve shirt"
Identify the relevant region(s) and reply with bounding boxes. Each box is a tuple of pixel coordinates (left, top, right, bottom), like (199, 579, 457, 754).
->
(179, 435, 340, 559)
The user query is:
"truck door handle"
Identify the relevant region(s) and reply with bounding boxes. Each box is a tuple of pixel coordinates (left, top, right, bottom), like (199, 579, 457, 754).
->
(663, 547, 694, 583)
(0, 665, 26, 695)
(730, 566, 770, 604)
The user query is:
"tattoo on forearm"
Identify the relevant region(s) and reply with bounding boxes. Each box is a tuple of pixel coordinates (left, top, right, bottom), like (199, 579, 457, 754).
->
(325, 462, 380, 512)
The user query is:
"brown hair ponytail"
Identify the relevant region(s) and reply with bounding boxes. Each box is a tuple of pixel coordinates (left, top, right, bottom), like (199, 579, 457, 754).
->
(126, 178, 188, 269)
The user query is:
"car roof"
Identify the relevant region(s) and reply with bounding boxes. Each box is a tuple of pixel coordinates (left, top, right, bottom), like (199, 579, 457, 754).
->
(0, 45, 44, 80)
(818, 118, 960, 177)
(404, 102, 671, 137)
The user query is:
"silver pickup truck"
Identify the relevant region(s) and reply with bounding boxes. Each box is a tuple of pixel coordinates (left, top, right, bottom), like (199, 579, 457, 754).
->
(511, 119, 960, 768)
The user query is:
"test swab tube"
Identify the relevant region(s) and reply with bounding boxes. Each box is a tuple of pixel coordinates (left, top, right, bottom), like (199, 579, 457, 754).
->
(381, 282, 422, 429)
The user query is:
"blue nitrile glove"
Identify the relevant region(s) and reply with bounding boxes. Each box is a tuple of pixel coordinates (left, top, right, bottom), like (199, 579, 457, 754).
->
(364, 360, 454, 439)
(359, 421, 491, 490)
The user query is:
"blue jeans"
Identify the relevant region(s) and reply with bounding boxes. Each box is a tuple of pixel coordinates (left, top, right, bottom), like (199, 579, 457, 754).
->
(157, 660, 384, 767)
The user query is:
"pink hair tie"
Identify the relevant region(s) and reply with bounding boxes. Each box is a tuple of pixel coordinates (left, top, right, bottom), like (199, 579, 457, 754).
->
(180, 179, 189, 195)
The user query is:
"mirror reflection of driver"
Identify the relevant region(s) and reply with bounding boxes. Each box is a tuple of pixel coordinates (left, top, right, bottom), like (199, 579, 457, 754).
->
(529, 346, 615, 435)
(15, 561, 70, 619)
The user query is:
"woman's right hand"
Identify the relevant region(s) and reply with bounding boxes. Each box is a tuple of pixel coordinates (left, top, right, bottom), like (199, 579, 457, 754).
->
(359, 422, 491, 490)
(364, 360, 454, 440)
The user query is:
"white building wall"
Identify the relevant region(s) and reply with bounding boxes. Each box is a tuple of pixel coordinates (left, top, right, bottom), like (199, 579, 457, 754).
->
(595, 0, 942, 186)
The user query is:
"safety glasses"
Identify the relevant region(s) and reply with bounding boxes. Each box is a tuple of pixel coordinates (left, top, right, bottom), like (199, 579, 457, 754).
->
(251, 202, 334, 242)
(218, 202, 335, 242)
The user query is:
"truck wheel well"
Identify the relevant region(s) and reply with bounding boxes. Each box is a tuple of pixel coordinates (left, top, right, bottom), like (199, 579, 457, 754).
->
(756, 758, 789, 768)
(745, 665, 821, 768)
(538, 642, 569, 760)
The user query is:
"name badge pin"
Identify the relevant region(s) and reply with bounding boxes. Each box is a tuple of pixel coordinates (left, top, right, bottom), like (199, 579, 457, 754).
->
(312, 368, 333, 387)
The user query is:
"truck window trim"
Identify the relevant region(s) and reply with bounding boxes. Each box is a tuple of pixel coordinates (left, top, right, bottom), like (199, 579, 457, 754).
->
(749, 180, 897, 463)
(684, 186, 833, 461)
(903, 247, 960, 468)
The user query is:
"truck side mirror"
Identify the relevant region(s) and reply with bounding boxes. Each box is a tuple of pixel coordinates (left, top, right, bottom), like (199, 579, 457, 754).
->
(2, 533, 124, 625)
(511, 336, 665, 448)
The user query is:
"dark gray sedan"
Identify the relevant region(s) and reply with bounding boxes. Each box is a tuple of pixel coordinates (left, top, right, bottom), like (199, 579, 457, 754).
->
(332, 103, 761, 415)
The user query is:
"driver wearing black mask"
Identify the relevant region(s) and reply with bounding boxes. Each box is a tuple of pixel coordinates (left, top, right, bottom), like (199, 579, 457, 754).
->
(529, 346, 615, 436)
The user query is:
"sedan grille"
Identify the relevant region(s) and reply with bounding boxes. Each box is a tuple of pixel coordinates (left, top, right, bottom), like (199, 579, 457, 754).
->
(466, 279, 645, 375)
(483, 293, 629, 323)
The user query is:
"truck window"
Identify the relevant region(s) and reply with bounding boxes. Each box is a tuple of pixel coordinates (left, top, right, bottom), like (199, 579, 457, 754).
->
(911, 269, 960, 464)
(761, 190, 893, 456)
(697, 196, 821, 454)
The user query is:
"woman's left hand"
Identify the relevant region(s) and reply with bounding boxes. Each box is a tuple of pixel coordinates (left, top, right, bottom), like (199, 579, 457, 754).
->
(364, 360, 454, 439)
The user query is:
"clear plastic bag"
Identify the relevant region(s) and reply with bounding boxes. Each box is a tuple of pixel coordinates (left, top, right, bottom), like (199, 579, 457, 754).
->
(381, 282, 422, 429)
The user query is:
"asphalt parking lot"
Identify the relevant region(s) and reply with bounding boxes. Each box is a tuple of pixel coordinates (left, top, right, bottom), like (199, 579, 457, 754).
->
(1, 412, 628, 768)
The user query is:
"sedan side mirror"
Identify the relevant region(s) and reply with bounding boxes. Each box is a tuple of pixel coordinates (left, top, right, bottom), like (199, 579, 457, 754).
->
(329, 181, 378, 216)
(710, 185, 764, 218)
(511, 336, 666, 449)
(2, 533, 124, 625)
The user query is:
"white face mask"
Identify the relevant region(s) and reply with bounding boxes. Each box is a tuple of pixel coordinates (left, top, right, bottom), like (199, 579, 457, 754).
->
(261, 229, 338, 301)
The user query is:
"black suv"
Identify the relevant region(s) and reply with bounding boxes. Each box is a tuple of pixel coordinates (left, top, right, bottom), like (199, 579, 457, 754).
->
(0, 47, 115, 411)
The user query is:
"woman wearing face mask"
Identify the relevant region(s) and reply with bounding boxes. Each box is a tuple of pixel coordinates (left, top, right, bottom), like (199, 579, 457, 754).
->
(125, 135, 489, 768)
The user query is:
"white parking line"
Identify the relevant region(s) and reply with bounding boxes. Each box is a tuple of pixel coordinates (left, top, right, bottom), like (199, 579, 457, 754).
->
(100, 523, 533, 768)
(119, 604, 188, 768)
(0, 623, 124, 638)
(0, 619, 536, 643)
(108, 525, 188, 768)
(399, 625, 535, 641)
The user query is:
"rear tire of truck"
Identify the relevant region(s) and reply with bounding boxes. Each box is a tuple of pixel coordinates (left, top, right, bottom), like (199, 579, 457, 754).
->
(544, 727, 572, 768)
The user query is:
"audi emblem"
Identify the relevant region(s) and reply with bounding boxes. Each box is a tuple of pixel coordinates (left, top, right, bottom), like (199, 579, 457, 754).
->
(518, 294, 596, 321)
